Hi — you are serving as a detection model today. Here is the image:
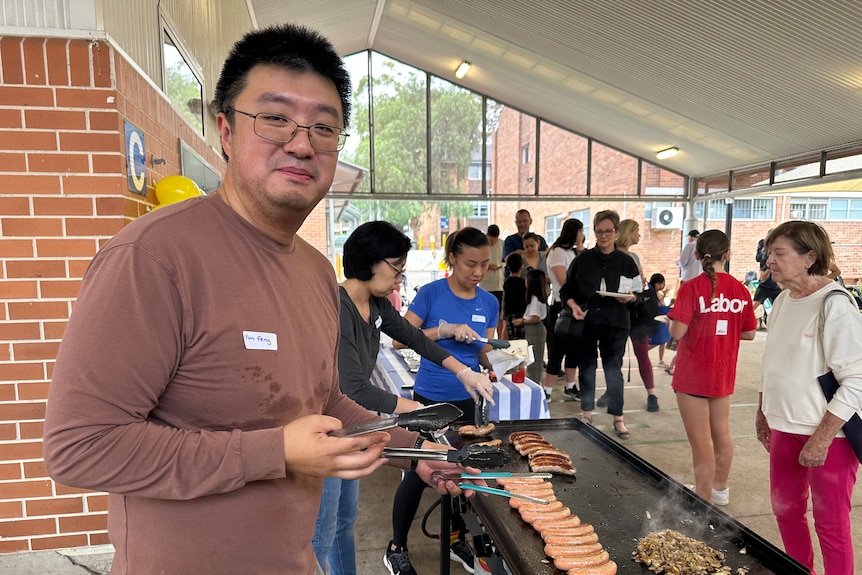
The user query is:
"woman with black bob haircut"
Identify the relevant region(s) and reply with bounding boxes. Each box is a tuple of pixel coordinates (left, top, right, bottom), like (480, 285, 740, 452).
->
(314, 221, 494, 575)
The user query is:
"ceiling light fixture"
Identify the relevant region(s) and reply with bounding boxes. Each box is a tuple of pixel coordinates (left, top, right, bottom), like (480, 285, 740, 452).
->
(656, 147, 679, 160)
(455, 61, 471, 79)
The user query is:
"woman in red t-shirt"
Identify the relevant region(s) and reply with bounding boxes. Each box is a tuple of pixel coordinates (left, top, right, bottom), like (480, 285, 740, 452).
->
(668, 230, 757, 506)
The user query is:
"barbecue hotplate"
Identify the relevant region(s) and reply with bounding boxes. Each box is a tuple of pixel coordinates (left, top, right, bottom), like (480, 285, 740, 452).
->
(456, 418, 808, 575)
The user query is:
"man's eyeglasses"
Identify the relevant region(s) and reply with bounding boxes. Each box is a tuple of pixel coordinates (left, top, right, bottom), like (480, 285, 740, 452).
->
(594, 228, 616, 236)
(228, 108, 349, 152)
(383, 259, 407, 280)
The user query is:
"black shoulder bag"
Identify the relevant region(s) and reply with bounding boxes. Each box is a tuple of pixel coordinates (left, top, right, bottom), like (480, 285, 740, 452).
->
(554, 306, 585, 338)
(817, 289, 862, 463)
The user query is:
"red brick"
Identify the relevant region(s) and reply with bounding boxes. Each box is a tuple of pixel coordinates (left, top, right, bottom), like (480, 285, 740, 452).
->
(0, 152, 26, 171)
(55, 87, 117, 109)
(36, 238, 98, 258)
(55, 483, 97, 496)
(32, 196, 93, 216)
(0, 321, 40, 340)
(68, 40, 90, 87)
(0, 422, 16, 440)
(0, 174, 61, 194)
(91, 40, 112, 88)
(0, 384, 16, 401)
(8, 300, 69, 320)
(89, 110, 120, 131)
(0, 130, 58, 151)
(61, 175, 125, 195)
(25, 109, 87, 131)
(0, 37, 24, 84)
(0, 539, 29, 553)
(0, 399, 45, 420)
(65, 216, 125, 236)
(6, 260, 68, 281)
(86, 494, 109, 512)
(0, 480, 52, 501)
(59, 131, 122, 153)
(23, 460, 48, 478)
(0, 346, 10, 361)
(27, 497, 83, 517)
(2, 217, 63, 237)
(0, 442, 44, 463)
(0, 108, 22, 129)
(0, 197, 30, 215)
(0, 239, 35, 258)
(0, 517, 54, 538)
(45, 38, 69, 86)
(23, 37, 47, 85)
(0, 86, 54, 107)
(19, 420, 44, 440)
(18, 382, 51, 401)
(0, 280, 38, 300)
(68, 258, 95, 278)
(0, 462, 22, 480)
(28, 152, 91, 173)
(92, 153, 125, 174)
(14, 341, 61, 361)
(0, 362, 43, 381)
(0, 500, 23, 520)
(32, 534, 89, 550)
(40, 280, 82, 299)
(89, 531, 111, 546)
(59, 513, 108, 533)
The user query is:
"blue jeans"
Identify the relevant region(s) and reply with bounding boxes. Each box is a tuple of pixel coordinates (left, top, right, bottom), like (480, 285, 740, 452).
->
(313, 477, 359, 575)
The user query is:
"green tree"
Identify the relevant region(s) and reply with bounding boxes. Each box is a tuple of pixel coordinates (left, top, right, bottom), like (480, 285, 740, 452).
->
(341, 60, 483, 234)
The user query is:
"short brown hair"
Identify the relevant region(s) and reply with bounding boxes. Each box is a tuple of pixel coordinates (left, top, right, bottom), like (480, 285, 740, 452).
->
(765, 221, 834, 277)
(593, 210, 620, 231)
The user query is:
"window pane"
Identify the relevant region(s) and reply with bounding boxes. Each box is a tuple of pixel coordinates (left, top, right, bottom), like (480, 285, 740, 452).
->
(430, 77, 482, 197)
(488, 101, 536, 196)
(732, 165, 771, 191)
(538, 121, 587, 197)
(708, 200, 725, 220)
(163, 33, 203, 134)
(774, 154, 821, 184)
(590, 142, 638, 196)
(830, 199, 848, 219)
(808, 203, 827, 219)
(734, 199, 752, 219)
(825, 146, 862, 175)
(642, 163, 685, 198)
(545, 215, 562, 244)
(369, 54, 427, 195)
(340, 52, 371, 194)
(751, 198, 773, 220)
(850, 200, 862, 220)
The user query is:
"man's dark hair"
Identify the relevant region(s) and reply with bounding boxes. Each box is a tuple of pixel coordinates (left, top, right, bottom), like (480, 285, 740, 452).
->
(213, 23, 351, 159)
(506, 253, 523, 273)
(342, 221, 411, 281)
(487, 224, 500, 237)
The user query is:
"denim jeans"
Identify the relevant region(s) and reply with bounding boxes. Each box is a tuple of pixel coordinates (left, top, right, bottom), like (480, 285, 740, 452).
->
(577, 323, 628, 415)
(313, 477, 359, 575)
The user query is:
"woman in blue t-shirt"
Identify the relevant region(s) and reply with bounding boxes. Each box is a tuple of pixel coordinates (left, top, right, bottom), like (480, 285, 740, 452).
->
(386, 227, 499, 575)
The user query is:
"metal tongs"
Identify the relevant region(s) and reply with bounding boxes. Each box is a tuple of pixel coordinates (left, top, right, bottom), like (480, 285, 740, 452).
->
(381, 444, 511, 469)
(473, 395, 490, 427)
(329, 403, 462, 438)
(431, 472, 553, 504)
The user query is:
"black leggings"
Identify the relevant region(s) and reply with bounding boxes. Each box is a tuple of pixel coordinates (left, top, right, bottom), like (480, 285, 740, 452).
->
(391, 391, 472, 547)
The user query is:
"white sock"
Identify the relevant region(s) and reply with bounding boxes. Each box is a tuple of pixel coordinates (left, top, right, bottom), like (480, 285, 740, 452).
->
(565, 382, 576, 390)
(543, 386, 553, 394)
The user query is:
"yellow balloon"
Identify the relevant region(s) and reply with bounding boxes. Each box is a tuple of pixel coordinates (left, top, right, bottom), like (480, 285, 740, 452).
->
(155, 175, 203, 206)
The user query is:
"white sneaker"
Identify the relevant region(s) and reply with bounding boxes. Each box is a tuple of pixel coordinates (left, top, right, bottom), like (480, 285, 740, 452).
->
(711, 487, 729, 506)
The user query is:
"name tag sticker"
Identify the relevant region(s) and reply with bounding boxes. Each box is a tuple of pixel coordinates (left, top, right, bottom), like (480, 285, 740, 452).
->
(375, 315, 382, 328)
(472, 314, 486, 323)
(243, 331, 278, 350)
(715, 320, 728, 336)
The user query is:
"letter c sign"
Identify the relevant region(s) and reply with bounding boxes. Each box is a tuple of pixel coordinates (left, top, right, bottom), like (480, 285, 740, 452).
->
(125, 120, 147, 196)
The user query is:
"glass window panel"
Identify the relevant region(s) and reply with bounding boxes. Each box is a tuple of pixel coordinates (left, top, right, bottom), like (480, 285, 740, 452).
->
(825, 145, 862, 175)
(340, 52, 371, 194)
(731, 165, 771, 191)
(590, 142, 638, 196)
(642, 163, 685, 198)
(488, 101, 535, 196)
(708, 200, 726, 220)
(774, 154, 822, 184)
(430, 77, 482, 197)
(734, 199, 752, 219)
(368, 53, 427, 195)
(808, 203, 827, 219)
(545, 215, 562, 244)
(850, 199, 862, 220)
(538, 121, 587, 197)
(830, 199, 848, 219)
(163, 32, 203, 134)
(569, 209, 591, 244)
(694, 201, 704, 219)
(701, 174, 729, 195)
(751, 198, 773, 220)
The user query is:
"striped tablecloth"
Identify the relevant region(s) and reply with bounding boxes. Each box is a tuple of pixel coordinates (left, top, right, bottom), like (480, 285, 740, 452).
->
(373, 344, 550, 420)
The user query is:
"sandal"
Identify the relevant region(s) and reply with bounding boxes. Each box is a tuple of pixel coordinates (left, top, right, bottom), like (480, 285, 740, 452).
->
(613, 420, 631, 439)
(580, 412, 593, 426)
(664, 366, 674, 376)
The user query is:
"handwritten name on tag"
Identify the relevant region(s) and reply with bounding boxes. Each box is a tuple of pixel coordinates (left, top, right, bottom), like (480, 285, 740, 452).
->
(243, 331, 278, 350)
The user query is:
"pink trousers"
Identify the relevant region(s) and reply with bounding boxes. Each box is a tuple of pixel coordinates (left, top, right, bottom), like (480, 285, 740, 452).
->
(769, 430, 858, 575)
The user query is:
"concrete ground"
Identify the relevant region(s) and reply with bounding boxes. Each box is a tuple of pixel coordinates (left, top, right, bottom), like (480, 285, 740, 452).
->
(2, 328, 860, 574)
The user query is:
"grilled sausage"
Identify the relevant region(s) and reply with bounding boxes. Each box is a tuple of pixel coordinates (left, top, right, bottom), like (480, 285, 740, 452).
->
(551, 550, 610, 570)
(531, 514, 581, 531)
(520, 505, 571, 524)
(566, 559, 618, 575)
(543, 541, 603, 557)
(542, 532, 600, 548)
(509, 493, 557, 509)
(514, 499, 563, 513)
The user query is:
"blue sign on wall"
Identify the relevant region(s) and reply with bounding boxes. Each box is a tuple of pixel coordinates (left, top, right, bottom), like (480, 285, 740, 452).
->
(125, 120, 147, 196)
(440, 216, 449, 230)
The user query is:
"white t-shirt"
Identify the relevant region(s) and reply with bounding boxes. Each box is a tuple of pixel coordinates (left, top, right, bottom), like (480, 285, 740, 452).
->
(761, 283, 862, 436)
(524, 295, 547, 321)
(545, 246, 576, 304)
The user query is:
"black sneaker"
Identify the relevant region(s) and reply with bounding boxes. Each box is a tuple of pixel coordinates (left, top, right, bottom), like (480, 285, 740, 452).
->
(647, 394, 659, 412)
(562, 387, 580, 402)
(449, 538, 475, 574)
(596, 394, 608, 408)
(384, 542, 418, 575)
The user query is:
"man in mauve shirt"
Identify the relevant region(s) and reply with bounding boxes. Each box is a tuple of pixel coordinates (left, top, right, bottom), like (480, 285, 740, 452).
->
(43, 24, 480, 575)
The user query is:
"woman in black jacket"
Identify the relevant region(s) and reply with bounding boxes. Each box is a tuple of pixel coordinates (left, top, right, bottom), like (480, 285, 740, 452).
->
(559, 210, 642, 438)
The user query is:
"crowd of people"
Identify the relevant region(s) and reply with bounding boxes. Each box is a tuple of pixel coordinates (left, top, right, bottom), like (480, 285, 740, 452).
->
(40, 22, 861, 575)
